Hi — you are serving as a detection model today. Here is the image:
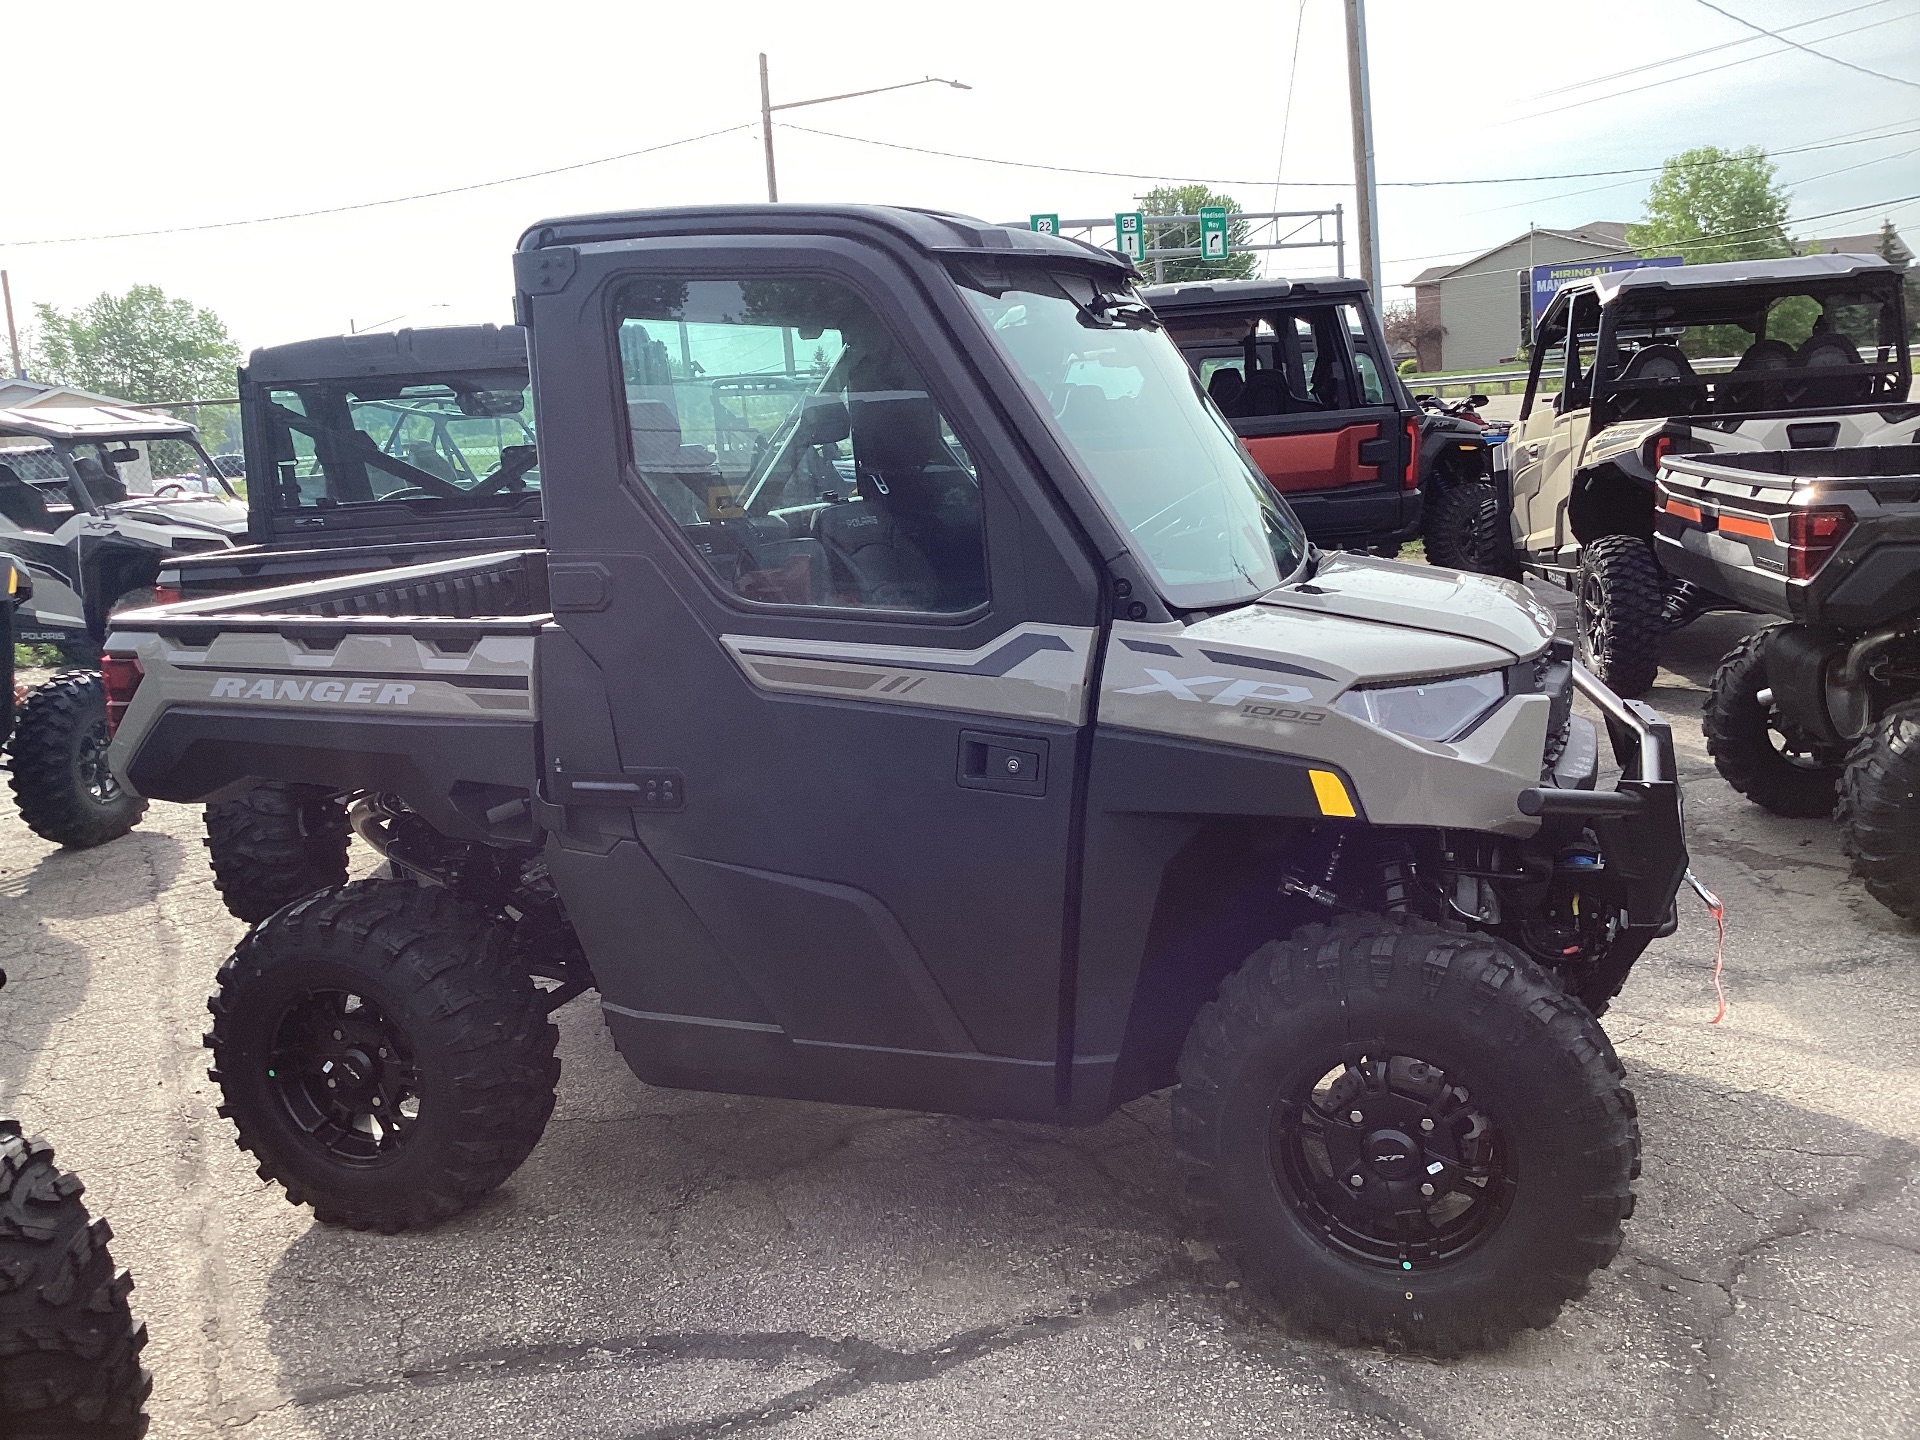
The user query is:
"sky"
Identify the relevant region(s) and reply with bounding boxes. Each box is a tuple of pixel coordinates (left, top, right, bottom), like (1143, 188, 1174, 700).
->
(3, 0, 1917, 371)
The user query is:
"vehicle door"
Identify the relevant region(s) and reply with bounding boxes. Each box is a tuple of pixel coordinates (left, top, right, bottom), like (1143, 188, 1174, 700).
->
(1512, 292, 1597, 556)
(522, 237, 1105, 1116)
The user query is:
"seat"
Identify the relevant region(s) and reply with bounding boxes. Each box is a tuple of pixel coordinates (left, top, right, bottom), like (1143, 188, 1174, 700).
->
(1207, 366, 1247, 417)
(810, 393, 965, 611)
(402, 443, 461, 485)
(1611, 344, 1705, 420)
(0, 463, 55, 532)
(1720, 338, 1795, 412)
(73, 456, 127, 505)
(1791, 328, 1871, 408)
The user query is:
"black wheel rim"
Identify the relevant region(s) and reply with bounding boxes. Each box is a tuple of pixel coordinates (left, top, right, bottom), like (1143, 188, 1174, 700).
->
(77, 720, 123, 804)
(1759, 696, 1841, 772)
(268, 989, 422, 1163)
(1577, 572, 1608, 669)
(1270, 1054, 1516, 1270)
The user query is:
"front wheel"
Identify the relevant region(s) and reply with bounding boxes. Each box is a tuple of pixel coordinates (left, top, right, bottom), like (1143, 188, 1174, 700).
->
(5, 672, 147, 849)
(1838, 699, 1920, 921)
(0, 1123, 151, 1439)
(1422, 481, 1505, 575)
(1575, 536, 1665, 698)
(1173, 914, 1637, 1354)
(1703, 629, 1844, 818)
(204, 881, 561, 1232)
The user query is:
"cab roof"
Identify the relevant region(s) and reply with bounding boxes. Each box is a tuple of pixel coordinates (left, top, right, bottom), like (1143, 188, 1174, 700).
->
(245, 324, 528, 385)
(0, 404, 196, 443)
(1138, 276, 1371, 314)
(516, 204, 1133, 279)
(1582, 253, 1898, 307)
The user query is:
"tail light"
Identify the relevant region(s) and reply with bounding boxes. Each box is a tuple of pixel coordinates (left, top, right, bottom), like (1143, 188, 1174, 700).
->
(1403, 416, 1421, 490)
(1644, 432, 1677, 469)
(100, 654, 144, 737)
(151, 584, 183, 608)
(1786, 505, 1853, 581)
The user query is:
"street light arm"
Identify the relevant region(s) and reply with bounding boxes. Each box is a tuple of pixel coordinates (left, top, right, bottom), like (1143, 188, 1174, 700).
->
(769, 76, 969, 113)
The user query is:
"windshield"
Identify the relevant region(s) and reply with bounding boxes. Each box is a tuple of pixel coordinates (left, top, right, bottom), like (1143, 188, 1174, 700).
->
(261, 372, 538, 515)
(958, 267, 1307, 609)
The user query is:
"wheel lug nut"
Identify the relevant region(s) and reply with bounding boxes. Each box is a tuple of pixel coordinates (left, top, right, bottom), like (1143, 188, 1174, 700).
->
(326, 1079, 336, 1089)
(1349, 1110, 1364, 1123)
(333, 1030, 343, 1041)
(1349, 1174, 1365, 1188)
(1420, 1182, 1436, 1197)
(371, 1097, 381, 1107)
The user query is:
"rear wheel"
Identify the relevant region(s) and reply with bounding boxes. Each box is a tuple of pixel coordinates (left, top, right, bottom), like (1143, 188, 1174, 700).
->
(204, 881, 560, 1232)
(204, 784, 352, 923)
(1173, 913, 1636, 1354)
(5, 672, 146, 849)
(1703, 629, 1844, 818)
(0, 1123, 151, 1439)
(1575, 536, 1664, 698)
(1422, 481, 1503, 575)
(1837, 699, 1920, 921)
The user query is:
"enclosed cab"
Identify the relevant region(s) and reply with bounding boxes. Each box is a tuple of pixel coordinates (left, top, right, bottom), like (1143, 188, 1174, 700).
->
(1142, 278, 1422, 554)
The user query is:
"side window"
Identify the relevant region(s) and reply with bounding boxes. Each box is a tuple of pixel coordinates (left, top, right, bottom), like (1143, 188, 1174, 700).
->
(1341, 304, 1388, 404)
(614, 276, 988, 615)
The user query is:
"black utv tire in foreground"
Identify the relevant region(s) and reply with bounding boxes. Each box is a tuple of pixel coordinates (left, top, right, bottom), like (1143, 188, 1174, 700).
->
(205, 881, 560, 1232)
(1173, 914, 1637, 1354)
(204, 784, 352, 923)
(5, 672, 146, 849)
(1838, 699, 1920, 921)
(1703, 629, 1846, 819)
(0, 1122, 151, 1439)
(1575, 536, 1665, 699)
(1422, 482, 1506, 576)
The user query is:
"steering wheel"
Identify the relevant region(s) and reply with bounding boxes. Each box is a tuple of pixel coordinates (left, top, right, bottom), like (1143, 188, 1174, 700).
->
(382, 487, 444, 502)
(152, 483, 192, 497)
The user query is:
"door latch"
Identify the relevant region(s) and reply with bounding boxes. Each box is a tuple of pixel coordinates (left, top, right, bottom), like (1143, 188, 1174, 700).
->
(957, 730, 1048, 796)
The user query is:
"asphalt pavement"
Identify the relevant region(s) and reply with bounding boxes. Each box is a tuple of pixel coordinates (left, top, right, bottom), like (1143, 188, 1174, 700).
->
(2, 600, 1917, 1440)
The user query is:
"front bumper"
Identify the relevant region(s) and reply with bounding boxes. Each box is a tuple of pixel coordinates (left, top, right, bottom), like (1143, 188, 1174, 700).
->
(1520, 663, 1688, 934)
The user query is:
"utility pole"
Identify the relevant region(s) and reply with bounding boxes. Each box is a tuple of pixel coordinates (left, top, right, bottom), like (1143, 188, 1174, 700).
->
(1343, 0, 1383, 301)
(1, 271, 22, 379)
(756, 56, 969, 206)
(759, 53, 779, 203)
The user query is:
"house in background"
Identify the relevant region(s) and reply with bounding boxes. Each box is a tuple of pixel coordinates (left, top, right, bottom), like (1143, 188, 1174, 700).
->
(1796, 229, 1912, 266)
(1408, 222, 1629, 373)
(0, 377, 160, 488)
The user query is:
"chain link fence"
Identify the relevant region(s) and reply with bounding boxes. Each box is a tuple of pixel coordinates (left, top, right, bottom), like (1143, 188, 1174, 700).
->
(133, 397, 243, 492)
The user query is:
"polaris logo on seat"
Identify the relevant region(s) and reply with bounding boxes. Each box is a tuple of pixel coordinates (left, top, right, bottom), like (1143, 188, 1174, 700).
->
(1119, 669, 1312, 706)
(209, 677, 416, 705)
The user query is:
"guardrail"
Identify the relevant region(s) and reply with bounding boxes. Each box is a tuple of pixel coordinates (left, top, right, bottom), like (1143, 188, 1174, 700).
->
(1405, 347, 1885, 399)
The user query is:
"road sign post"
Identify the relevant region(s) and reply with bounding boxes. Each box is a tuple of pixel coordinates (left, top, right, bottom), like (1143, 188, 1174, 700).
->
(1198, 207, 1229, 262)
(1114, 211, 1146, 263)
(1029, 213, 1060, 236)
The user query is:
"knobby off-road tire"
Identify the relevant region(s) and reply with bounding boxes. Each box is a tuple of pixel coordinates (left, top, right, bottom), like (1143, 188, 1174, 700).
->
(204, 881, 560, 1232)
(5, 672, 146, 850)
(204, 784, 352, 923)
(1173, 913, 1638, 1355)
(1703, 629, 1844, 819)
(0, 1123, 151, 1439)
(1422, 481, 1503, 575)
(1575, 536, 1665, 698)
(1837, 699, 1920, 921)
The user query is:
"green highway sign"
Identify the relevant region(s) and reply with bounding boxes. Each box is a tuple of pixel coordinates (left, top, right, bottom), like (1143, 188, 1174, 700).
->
(1198, 206, 1229, 261)
(1114, 210, 1146, 263)
(1029, 213, 1060, 236)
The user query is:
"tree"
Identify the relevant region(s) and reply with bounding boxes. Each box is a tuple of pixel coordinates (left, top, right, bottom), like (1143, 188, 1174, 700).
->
(1627, 147, 1792, 264)
(1382, 300, 1442, 368)
(1877, 220, 1920, 344)
(29, 285, 240, 406)
(1140, 185, 1257, 283)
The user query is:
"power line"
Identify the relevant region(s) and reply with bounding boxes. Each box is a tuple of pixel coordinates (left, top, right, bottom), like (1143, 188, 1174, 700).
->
(1503, 8, 1919, 122)
(1690, 0, 1920, 91)
(781, 119, 1920, 190)
(1267, 0, 1309, 213)
(1516, 0, 1904, 101)
(0, 123, 755, 249)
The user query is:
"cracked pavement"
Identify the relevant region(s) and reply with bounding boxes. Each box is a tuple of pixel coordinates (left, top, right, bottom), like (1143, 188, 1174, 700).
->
(2, 598, 1917, 1439)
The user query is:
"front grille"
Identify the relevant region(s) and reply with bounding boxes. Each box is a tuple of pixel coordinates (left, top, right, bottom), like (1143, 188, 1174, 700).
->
(1512, 640, 1576, 779)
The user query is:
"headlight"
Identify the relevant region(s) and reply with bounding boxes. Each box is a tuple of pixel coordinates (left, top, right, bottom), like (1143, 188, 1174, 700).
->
(1334, 670, 1507, 742)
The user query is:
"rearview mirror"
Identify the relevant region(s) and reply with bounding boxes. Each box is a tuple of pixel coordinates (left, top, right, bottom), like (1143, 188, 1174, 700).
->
(457, 390, 526, 418)
(108, 446, 140, 462)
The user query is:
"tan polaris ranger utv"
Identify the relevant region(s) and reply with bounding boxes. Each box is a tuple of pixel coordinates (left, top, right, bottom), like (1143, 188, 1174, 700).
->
(1504, 254, 1912, 696)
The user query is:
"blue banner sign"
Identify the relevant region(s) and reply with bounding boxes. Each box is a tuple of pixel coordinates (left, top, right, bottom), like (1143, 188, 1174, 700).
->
(1530, 256, 1684, 322)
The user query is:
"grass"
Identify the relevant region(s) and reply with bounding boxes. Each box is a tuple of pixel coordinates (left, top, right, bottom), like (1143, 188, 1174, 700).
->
(13, 643, 61, 670)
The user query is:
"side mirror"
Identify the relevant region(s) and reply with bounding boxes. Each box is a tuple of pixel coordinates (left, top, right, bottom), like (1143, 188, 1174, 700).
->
(1467, 394, 1489, 407)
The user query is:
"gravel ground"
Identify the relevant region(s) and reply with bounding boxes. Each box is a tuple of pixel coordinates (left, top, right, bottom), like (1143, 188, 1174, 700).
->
(1, 600, 1915, 1440)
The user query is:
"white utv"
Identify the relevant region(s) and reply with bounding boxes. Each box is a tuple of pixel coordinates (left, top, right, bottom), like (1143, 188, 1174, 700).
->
(1503, 254, 1912, 696)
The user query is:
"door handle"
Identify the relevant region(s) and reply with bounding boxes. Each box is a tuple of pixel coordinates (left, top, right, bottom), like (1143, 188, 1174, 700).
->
(957, 730, 1048, 796)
